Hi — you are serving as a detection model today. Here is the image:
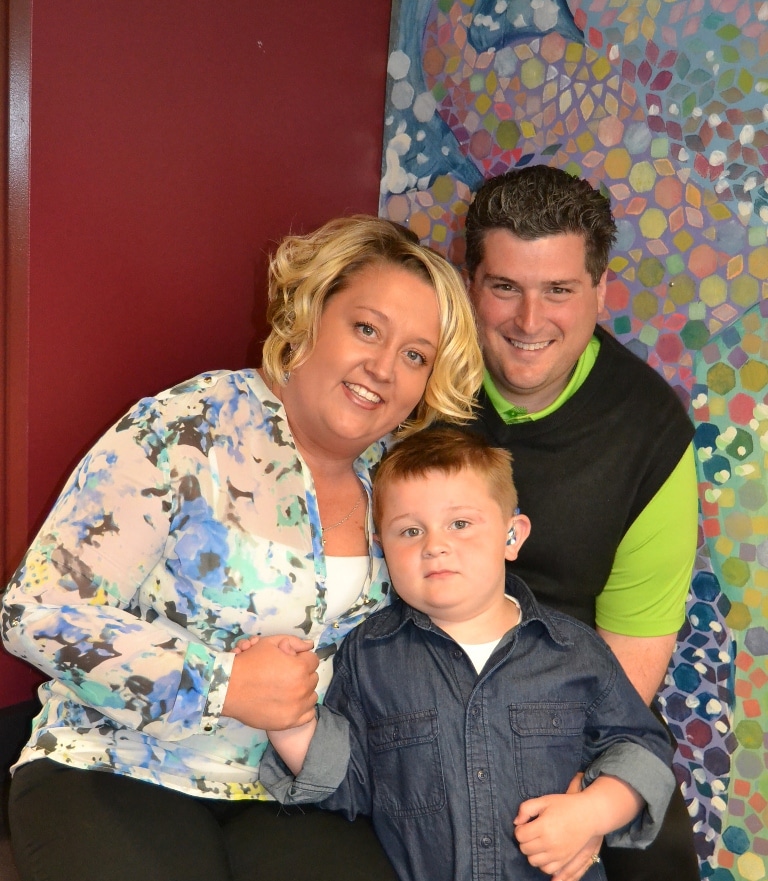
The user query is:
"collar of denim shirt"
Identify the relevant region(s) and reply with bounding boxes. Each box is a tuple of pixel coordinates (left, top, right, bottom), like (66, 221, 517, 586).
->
(362, 571, 574, 649)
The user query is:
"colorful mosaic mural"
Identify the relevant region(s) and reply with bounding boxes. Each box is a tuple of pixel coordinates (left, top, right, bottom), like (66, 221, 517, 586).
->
(380, 2, 768, 878)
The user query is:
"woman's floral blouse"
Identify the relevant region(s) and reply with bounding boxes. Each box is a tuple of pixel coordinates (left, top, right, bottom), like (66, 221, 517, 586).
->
(1, 370, 391, 800)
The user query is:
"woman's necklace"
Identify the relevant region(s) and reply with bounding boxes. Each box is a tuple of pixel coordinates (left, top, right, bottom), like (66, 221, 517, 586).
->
(322, 486, 366, 546)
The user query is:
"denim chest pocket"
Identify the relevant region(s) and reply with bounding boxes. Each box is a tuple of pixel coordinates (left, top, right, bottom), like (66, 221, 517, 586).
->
(509, 702, 587, 800)
(368, 708, 446, 818)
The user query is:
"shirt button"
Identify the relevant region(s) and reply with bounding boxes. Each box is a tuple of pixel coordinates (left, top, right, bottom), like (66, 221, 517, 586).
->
(203, 723, 214, 732)
(451, 649, 462, 659)
(332, 621, 340, 629)
(476, 769, 488, 781)
(392, 726, 400, 740)
(470, 706, 480, 717)
(552, 716, 561, 728)
(480, 835, 493, 848)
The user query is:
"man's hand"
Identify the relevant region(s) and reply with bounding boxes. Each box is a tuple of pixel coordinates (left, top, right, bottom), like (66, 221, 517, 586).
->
(222, 634, 319, 730)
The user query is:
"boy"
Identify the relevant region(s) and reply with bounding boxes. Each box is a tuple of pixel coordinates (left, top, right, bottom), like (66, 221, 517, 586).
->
(256, 428, 676, 881)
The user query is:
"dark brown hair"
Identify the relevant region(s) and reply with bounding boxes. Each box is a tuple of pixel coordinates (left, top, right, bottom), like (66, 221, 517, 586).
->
(465, 165, 617, 284)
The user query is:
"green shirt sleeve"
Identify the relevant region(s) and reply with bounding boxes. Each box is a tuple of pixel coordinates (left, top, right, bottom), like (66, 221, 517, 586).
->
(595, 444, 698, 637)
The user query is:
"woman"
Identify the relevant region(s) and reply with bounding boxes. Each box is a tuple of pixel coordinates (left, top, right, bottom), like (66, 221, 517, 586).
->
(2, 216, 483, 881)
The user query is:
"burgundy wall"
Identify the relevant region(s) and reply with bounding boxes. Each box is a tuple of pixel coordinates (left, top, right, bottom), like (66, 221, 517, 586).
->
(2, 0, 392, 706)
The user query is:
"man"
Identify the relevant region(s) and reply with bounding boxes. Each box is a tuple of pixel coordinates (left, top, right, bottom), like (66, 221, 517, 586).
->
(464, 164, 699, 881)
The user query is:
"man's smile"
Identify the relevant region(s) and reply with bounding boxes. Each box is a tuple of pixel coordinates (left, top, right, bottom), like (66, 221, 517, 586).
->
(506, 338, 552, 352)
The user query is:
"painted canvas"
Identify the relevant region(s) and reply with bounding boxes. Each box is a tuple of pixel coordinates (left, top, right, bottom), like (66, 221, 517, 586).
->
(379, 2, 768, 878)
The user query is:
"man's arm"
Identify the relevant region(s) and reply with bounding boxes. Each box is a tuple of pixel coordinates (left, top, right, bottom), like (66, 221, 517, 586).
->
(595, 631, 676, 705)
(595, 445, 698, 703)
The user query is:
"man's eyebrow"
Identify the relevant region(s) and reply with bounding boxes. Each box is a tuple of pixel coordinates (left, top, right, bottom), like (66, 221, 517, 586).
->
(483, 273, 581, 287)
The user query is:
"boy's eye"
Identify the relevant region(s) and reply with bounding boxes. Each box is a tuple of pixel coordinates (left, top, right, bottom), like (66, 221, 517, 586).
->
(403, 527, 421, 538)
(451, 519, 470, 530)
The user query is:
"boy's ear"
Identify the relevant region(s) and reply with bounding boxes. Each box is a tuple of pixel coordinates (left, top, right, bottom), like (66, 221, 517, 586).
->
(504, 514, 531, 561)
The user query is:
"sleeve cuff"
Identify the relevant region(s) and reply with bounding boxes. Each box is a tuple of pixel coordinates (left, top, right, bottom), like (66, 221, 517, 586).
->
(260, 707, 350, 804)
(200, 646, 234, 734)
(583, 743, 677, 848)
(145, 641, 233, 738)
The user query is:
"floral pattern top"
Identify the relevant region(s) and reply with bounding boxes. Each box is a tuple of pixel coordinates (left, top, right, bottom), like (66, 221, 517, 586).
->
(1, 370, 391, 800)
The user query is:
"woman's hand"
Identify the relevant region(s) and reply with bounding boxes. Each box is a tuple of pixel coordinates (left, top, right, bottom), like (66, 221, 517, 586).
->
(222, 634, 319, 730)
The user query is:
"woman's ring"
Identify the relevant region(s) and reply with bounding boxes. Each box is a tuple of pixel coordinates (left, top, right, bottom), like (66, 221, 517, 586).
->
(591, 853, 601, 864)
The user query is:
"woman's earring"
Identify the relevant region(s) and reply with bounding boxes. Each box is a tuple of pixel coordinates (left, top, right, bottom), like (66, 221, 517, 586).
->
(506, 526, 517, 546)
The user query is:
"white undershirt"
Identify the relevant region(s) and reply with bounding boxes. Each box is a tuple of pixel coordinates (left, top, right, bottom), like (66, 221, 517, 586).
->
(459, 596, 522, 673)
(324, 555, 370, 619)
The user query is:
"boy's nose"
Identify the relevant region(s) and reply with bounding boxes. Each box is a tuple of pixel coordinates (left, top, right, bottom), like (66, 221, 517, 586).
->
(423, 536, 448, 557)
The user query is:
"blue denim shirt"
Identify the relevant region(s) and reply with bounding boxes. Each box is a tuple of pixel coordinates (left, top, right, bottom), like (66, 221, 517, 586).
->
(261, 574, 676, 881)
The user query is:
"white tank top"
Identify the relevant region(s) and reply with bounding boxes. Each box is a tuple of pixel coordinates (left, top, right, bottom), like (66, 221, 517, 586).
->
(324, 555, 370, 619)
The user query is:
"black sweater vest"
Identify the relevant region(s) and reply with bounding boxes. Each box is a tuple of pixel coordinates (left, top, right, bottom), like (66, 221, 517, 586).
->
(471, 326, 694, 627)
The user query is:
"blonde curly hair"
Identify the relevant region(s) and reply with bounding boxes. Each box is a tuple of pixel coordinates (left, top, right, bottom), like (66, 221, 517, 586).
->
(262, 215, 482, 437)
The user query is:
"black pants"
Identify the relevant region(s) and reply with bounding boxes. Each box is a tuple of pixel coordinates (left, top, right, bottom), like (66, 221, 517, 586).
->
(602, 783, 700, 880)
(9, 760, 398, 881)
(12, 755, 700, 881)
(601, 706, 700, 881)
